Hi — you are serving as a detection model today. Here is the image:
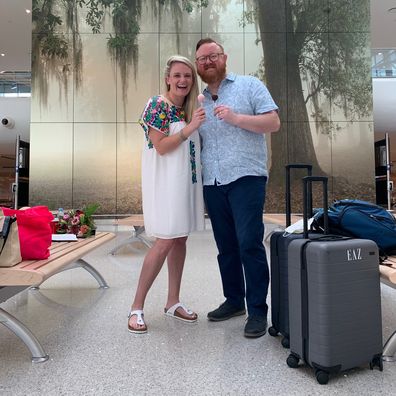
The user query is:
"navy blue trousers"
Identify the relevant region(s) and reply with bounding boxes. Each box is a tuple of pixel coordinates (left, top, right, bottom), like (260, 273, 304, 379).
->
(203, 176, 269, 317)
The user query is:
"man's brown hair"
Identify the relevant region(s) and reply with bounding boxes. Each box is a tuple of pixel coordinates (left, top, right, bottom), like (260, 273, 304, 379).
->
(195, 38, 224, 52)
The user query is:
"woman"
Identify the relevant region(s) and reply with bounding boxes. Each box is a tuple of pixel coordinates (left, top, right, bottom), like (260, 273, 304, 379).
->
(128, 55, 206, 333)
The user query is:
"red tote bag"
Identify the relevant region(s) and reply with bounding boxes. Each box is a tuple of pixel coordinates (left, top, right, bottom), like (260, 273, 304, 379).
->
(2, 206, 54, 260)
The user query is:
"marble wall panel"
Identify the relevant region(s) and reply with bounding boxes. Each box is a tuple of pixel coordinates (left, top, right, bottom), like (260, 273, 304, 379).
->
(331, 121, 375, 202)
(29, 123, 73, 210)
(159, 2, 201, 33)
(286, 0, 329, 33)
(117, 123, 144, 214)
(31, 34, 74, 123)
(74, 34, 117, 123)
(244, 32, 287, 121)
(116, 34, 160, 122)
(329, 0, 370, 33)
(202, 0, 244, 33)
(329, 33, 372, 123)
(244, 0, 286, 33)
(286, 32, 330, 123)
(73, 123, 117, 213)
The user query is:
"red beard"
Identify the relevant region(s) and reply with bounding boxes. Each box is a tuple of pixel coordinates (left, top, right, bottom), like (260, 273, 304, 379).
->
(198, 63, 226, 84)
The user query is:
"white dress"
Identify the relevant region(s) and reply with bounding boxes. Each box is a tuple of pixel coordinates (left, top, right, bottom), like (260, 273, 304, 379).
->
(139, 95, 204, 238)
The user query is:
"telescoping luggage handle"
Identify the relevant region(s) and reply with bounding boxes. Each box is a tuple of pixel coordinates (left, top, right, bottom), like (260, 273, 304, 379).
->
(302, 176, 329, 238)
(285, 164, 313, 227)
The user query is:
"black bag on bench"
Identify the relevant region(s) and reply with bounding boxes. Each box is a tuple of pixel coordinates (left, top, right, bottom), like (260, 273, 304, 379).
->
(0, 209, 22, 267)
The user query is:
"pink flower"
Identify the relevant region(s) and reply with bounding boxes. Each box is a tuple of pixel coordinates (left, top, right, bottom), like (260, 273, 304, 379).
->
(80, 224, 90, 234)
(71, 216, 80, 225)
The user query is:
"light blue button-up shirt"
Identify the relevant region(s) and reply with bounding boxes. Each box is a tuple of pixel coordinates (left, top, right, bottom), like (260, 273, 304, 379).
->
(198, 73, 279, 186)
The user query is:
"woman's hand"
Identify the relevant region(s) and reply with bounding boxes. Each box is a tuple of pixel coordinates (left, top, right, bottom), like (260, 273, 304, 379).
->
(187, 107, 206, 132)
(148, 108, 206, 156)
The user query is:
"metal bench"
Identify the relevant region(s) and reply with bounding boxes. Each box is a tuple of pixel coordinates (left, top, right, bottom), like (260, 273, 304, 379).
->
(0, 231, 115, 363)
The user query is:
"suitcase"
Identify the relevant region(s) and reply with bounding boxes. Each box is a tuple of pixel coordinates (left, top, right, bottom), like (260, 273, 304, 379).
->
(268, 163, 313, 348)
(286, 176, 383, 384)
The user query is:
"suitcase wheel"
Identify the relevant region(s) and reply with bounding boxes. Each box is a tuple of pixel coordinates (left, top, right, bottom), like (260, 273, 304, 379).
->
(315, 369, 329, 385)
(286, 354, 299, 368)
(268, 326, 278, 337)
(369, 356, 384, 371)
(281, 336, 290, 349)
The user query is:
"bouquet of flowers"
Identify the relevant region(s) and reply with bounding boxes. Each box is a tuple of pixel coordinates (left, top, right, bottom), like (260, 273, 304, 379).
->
(56, 203, 99, 237)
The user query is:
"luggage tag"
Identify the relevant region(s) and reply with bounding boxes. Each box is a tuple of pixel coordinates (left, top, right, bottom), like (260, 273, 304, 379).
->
(283, 217, 314, 235)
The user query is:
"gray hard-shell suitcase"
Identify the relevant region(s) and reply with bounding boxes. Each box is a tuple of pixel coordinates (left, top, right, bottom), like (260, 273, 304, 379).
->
(286, 176, 383, 384)
(269, 164, 313, 348)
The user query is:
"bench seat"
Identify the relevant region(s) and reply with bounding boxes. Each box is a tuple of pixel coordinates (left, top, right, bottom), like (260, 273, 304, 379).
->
(0, 231, 115, 363)
(0, 232, 115, 286)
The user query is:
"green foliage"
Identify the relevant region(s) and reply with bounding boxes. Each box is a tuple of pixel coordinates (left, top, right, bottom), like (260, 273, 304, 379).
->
(32, 0, 208, 107)
(80, 203, 100, 229)
(246, 0, 371, 123)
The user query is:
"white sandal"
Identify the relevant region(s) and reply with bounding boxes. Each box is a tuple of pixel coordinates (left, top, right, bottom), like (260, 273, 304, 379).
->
(128, 309, 147, 334)
(164, 302, 198, 323)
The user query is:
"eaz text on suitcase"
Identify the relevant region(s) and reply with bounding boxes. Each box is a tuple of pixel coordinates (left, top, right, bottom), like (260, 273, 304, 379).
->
(346, 248, 362, 261)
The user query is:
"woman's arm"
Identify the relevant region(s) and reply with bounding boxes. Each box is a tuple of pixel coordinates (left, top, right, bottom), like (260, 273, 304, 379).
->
(150, 107, 206, 155)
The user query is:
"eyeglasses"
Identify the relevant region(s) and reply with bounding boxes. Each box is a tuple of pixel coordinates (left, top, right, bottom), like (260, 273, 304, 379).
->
(196, 53, 224, 65)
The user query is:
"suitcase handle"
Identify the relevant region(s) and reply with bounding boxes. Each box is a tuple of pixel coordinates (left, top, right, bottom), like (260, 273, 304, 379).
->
(285, 164, 313, 226)
(302, 176, 329, 238)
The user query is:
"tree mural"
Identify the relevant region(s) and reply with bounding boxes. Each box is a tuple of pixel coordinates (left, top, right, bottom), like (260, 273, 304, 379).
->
(32, 0, 208, 107)
(31, 0, 373, 213)
(243, 0, 372, 210)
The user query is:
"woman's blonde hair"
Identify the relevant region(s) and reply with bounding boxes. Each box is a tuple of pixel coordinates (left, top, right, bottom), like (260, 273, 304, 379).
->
(164, 55, 198, 122)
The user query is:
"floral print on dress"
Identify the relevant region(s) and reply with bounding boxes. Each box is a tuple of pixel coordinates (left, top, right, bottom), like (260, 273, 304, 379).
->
(190, 140, 197, 184)
(139, 95, 186, 149)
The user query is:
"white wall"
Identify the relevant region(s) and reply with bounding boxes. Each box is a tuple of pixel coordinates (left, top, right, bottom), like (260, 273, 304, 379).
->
(0, 97, 31, 175)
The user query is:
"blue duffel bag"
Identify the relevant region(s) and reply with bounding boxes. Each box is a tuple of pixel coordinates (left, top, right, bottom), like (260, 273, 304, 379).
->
(312, 199, 396, 256)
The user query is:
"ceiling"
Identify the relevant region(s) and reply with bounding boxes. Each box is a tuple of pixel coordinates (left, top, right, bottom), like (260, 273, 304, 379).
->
(0, 0, 396, 133)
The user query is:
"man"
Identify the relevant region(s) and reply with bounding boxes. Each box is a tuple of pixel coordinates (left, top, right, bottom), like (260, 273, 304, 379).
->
(195, 38, 280, 338)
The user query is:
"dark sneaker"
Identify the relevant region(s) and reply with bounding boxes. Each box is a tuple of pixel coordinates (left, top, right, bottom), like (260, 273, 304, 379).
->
(207, 301, 246, 322)
(244, 316, 267, 338)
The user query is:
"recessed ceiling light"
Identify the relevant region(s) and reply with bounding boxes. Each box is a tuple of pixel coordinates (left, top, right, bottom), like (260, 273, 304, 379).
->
(1, 53, 5, 57)
(25, 9, 31, 14)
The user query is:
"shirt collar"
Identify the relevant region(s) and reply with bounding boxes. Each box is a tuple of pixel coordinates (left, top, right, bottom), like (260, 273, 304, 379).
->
(203, 73, 236, 96)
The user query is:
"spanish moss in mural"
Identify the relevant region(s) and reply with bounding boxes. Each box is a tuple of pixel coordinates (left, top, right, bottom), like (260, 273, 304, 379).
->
(32, 0, 208, 110)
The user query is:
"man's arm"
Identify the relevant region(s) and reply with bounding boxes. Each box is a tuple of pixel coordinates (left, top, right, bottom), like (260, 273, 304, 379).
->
(216, 107, 280, 134)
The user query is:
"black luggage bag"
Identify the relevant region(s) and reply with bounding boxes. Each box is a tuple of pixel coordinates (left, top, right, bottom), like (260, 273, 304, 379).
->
(286, 176, 383, 384)
(268, 164, 313, 348)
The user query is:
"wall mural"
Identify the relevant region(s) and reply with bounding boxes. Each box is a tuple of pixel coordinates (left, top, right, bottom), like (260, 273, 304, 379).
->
(30, 0, 374, 214)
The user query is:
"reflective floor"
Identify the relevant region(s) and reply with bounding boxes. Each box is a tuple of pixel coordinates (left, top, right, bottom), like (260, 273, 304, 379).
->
(1, 222, 396, 395)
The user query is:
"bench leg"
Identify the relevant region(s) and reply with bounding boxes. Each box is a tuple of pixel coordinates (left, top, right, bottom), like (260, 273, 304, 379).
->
(0, 307, 49, 363)
(72, 259, 109, 289)
(383, 330, 396, 362)
(110, 226, 153, 255)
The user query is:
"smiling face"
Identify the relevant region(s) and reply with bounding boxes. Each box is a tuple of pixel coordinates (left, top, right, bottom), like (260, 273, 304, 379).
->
(165, 61, 194, 106)
(195, 42, 227, 85)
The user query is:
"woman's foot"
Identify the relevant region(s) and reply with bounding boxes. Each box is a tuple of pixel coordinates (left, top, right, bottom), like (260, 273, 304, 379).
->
(164, 302, 198, 323)
(128, 309, 148, 334)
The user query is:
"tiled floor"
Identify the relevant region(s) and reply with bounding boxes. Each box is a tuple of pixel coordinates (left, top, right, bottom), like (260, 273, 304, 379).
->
(1, 223, 396, 395)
